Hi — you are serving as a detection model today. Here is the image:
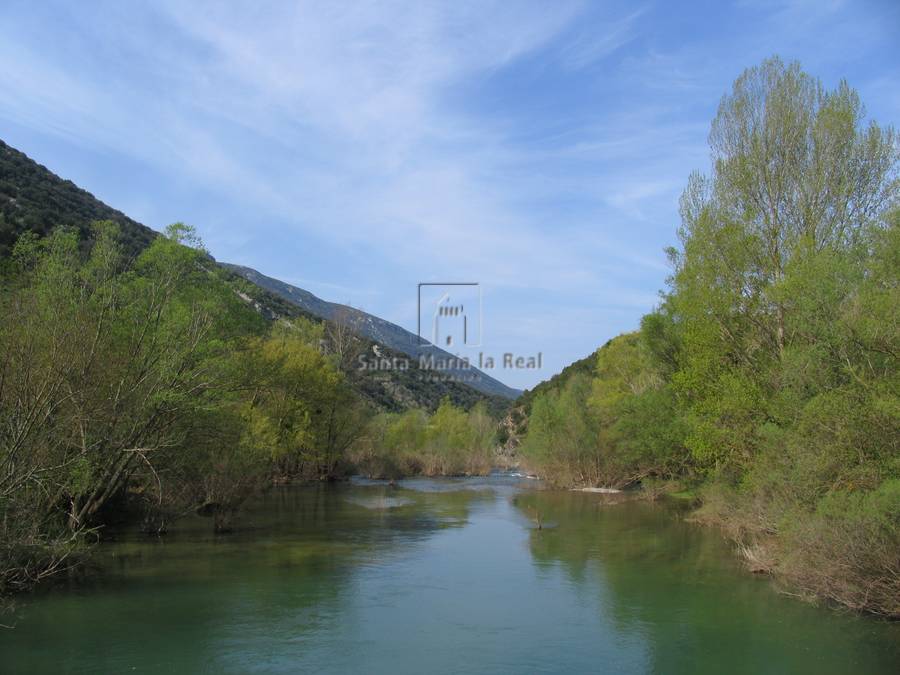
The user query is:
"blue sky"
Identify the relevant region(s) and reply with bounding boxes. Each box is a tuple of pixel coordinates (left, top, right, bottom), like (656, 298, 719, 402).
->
(1, 0, 897, 389)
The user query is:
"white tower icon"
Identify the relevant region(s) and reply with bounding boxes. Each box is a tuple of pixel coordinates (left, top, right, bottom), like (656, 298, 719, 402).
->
(432, 293, 467, 348)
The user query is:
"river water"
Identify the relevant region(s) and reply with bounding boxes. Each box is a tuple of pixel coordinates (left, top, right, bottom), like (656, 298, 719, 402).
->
(2, 473, 898, 673)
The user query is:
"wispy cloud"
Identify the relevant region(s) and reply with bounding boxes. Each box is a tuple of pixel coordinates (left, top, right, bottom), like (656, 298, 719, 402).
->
(0, 0, 895, 387)
(559, 6, 648, 69)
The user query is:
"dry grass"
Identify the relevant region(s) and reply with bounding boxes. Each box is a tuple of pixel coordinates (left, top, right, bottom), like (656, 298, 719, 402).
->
(737, 540, 776, 574)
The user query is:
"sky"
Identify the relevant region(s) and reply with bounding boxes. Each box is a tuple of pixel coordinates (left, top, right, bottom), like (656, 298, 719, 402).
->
(1, 0, 897, 389)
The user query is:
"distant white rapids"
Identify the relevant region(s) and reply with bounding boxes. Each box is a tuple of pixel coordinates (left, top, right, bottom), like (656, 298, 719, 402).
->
(573, 487, 622, 494)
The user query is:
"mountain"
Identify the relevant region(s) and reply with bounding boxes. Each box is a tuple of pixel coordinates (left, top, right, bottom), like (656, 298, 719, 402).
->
(0, 140, 155, 257)
(218, 265, 513, 414)
(0, 138, 518, 411)
(516, 349, 597, 413)
(223, 264, 522, 400)
(497, 348, 598, 452)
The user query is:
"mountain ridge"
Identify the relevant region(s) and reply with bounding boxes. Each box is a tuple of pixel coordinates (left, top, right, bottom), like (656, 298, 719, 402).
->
(0, 139, 156, 257)
(223, 263, 522, 399)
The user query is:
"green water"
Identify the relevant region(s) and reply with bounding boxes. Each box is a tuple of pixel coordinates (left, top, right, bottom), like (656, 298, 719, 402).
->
(2, 474, 898, 674)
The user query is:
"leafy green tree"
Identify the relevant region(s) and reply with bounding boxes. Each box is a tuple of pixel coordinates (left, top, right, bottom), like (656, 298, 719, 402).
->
(592, 333, 691, 481)
(185, 316, 369, 492)
(519, 57, 898, 614)
(670, 56, 898, 473)
(666, 57, 898, 613)
(521, 374, 603, 486)
(0, 222, 254, 585)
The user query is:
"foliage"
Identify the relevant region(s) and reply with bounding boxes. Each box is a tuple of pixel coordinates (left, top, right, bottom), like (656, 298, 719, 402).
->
(0, 223, 367, 587)
(521, 335, 690, 488)
(520, 374, 602, 486)
(520, 57, 899, 616)
(353, 399, 496, 479)
(516, 350, 597, 416)
(0, 139, 510, 418)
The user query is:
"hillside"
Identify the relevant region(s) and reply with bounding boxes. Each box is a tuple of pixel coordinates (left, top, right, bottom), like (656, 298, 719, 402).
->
(225, 264, 522, 400)
(496, 347, 598, 453)
(0, 140, 156, 257)
(0, 139, 512, 414)
(516, 349, 597, 414)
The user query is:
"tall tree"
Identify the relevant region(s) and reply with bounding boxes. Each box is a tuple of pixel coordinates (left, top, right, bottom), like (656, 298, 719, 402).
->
(670, 57, 898, 470)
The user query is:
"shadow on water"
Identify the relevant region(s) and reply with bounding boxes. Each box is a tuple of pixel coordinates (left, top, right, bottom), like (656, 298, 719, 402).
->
(0, 482, 488, 673)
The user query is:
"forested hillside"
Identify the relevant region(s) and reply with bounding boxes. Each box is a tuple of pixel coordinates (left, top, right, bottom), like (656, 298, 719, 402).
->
(519, 58, 899, 616)
(517, 350, 597, 415)
(496, 349, 597, 453)
(0, 141, 156, 257)
(0, 140, 509, 414)
(225, 263, 522, 400)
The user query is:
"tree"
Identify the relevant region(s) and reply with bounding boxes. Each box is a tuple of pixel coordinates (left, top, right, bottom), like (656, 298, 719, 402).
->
(220, 318, 368, 482)
(325, 305, 366, 372)
(666, 57, 899, 614)
(0, 222, 251, 586)
(670, 56, 898, 472)
(521, 374, 604, 486)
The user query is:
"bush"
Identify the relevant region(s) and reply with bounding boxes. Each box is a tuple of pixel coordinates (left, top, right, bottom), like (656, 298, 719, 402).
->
(779, 480, 900, 617)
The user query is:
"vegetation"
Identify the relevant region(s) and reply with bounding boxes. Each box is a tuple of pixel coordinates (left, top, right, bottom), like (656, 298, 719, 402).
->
(520, 57, 899, 616)
(352, 399, 496, 479)
(0, 216, 506, 593)
(516, 350, 597, 415)
(2, 55, 896, 621)
(500, 350, 597, 449)
(0, 140, 512, 417)
(0, 140, 156, 258)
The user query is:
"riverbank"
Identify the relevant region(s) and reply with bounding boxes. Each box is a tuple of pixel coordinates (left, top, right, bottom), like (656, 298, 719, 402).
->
(517, 471, 899, 619)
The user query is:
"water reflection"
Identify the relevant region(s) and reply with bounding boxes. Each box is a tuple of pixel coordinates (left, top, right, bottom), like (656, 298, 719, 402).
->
(513, 490, 900, 675)
(1, 478, 898, 674)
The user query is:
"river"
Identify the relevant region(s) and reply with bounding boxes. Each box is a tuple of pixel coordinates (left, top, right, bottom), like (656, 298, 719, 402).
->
(2, 473, 898, 673)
